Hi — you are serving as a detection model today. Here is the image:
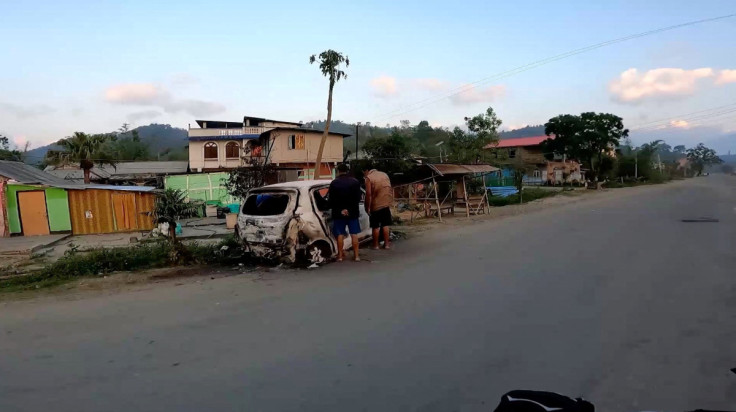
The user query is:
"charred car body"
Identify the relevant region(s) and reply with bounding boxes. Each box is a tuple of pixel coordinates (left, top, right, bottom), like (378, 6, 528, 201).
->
(235, 180, 372, 263)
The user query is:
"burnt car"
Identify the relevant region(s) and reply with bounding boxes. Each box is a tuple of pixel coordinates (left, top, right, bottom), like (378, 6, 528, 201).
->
(235, 180, 372, 264)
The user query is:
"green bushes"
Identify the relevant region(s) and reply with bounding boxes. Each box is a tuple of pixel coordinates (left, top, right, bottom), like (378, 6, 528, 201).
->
(487, 188, 558, 206)
(0, 236, 246, 293)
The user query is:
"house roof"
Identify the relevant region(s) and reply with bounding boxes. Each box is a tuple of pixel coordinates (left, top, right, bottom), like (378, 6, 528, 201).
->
(0, 160, 81, 187)
(262, 127, 353, 138)
(426, 163, 500, 176)
(44, 161, 189, 181)
(486, 135, 553, 149)
(195, 116, 302, 129)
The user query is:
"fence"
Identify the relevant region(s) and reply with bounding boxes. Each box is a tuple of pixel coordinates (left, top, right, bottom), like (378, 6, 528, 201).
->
(485, 175, 544, 187)
(165, 173, 238, 205)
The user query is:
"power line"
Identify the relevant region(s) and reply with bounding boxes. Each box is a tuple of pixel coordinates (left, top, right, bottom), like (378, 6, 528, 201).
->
(632, 105, 736, 132)
(375, 13, 736, 121)
(629, 102, 736, 129)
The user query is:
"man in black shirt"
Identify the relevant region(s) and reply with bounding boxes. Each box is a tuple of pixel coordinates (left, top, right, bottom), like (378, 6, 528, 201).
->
(328, 163, 362, 262)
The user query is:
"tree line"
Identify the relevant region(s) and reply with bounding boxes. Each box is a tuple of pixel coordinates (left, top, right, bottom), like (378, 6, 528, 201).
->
(42, 123, 188, 183)
(344, 107, 723, 185)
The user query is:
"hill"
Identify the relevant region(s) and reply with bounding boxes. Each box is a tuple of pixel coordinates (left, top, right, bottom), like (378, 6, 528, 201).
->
(718, 154, 736, 164)
(499, 125, 545, 138)
(24, 124, 188, 165)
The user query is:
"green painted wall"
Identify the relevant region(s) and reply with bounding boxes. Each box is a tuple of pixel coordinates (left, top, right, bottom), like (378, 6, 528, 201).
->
(6, 185, 72, 234)
(165, 173, 236, 205)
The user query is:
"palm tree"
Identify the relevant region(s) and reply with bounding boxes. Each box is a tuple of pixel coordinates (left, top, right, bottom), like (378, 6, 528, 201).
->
(153, 189, 200, 243)
(48, 132, 117, 184)
(309, 49, 349, 179)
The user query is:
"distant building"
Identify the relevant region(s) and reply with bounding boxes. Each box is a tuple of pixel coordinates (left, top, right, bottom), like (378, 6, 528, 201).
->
(676, 157, 691, 176)
(188, 116, 350, 179)
(485, 136, 584, 184)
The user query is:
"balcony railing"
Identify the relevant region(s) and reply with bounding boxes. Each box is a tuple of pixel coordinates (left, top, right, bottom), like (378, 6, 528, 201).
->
(188, 126, 273, 138)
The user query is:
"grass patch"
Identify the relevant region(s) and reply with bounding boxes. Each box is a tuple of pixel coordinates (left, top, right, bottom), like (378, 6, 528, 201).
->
(0, 236, 246, 293)
(488, 188, 560, 207)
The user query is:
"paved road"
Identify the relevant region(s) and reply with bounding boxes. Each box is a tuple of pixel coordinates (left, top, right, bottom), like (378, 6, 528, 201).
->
(2, 176, 735, 412)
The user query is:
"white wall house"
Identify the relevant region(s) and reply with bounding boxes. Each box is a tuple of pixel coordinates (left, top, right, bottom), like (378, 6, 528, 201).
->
(188, 116, 350, 179)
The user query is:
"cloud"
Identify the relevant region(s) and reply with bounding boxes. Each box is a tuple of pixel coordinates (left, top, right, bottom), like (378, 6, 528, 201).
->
(104, 82, 226, 116)
(609, 68, 715, 103)
(12, 135, 27, 147)
(170, 73, 200, 86)
(127, 110, 163, 123)
(414, 78, 448, 91)
(0, 102, 56, 118)
(164, 100, 226, 116)
(449, 85, 506, 106)
(371, 75, 398, 97)
(105, 83, 169, 105)
(502, 124, 528, 132)
(670, 119, 690, 128)
(716, 69, 736, 85)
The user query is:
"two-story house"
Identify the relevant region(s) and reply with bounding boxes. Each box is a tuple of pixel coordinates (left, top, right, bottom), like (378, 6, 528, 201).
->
(188, 116, 350, 178)
(485, 136, 584, 184)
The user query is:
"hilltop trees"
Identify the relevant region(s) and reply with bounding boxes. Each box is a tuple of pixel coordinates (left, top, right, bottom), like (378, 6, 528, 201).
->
(449, 107, 502, 163)
(0, 135, 23, 161)
(108, 123, 151, 161)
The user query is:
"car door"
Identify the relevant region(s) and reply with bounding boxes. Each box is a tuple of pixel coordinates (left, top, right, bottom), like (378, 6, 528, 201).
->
(310, 185, 372, 249)
(357, 189, 371, 239)
(308, 185, 339, 253)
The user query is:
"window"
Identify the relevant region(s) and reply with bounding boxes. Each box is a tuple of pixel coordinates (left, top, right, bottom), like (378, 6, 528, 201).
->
(288, 134, 305, 150)
(508, 149, 517, 159)
(312, 187, 330, 212)
(204, 142, 218, 160)
(225, 142, 240, 159)
(241, 193, 291, 216)
(533, 169, 542, 178)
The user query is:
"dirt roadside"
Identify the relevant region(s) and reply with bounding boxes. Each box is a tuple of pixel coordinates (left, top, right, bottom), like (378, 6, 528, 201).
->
(0, 182, 681, 303)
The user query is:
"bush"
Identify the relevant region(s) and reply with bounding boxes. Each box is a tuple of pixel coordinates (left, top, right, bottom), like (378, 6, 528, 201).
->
(0, 236, 247, 292)
(487, 188, 558, 206)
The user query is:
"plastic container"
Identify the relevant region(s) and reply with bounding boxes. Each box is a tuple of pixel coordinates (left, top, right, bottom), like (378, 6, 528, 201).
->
(226, 213, 238, 229)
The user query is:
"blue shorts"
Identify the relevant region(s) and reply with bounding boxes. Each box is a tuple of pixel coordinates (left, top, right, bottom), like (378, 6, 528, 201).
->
(332, 218, 361, 236)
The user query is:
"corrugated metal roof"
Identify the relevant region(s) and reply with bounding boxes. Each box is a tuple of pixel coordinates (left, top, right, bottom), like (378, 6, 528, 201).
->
(426, 163, 499, 176)
(43, 168, 110, 181)
(81, 184, 158, 192)
(486, 135, 553, 149)
(0, 160, 82, 187)
(45, 161, 189, 181)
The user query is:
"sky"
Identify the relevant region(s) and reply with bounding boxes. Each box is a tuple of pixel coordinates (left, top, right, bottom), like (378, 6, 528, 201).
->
(1, 0, 735, 154)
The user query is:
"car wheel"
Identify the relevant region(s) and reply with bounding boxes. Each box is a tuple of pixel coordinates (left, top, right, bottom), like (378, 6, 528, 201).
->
(305, 241, 332, 264)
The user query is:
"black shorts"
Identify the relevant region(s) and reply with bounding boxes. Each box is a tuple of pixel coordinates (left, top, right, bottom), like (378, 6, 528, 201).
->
(369, 207, 392, 229)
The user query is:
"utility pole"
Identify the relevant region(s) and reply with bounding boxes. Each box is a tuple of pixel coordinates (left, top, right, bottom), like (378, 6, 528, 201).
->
(435, 141, 445, 163)
(634, 151, 638, 179)
(355, 122, 361, 161)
